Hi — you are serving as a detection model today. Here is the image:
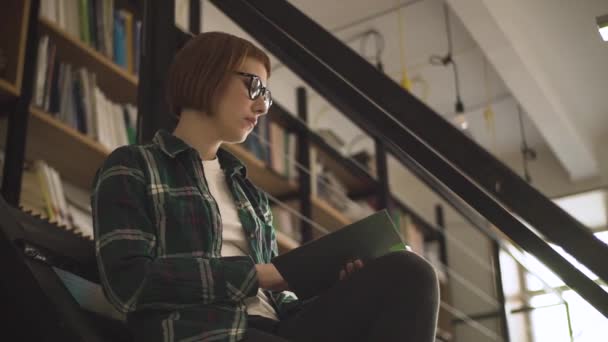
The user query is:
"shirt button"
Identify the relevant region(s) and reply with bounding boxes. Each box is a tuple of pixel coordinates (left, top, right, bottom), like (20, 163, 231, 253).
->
(249, 233, 256, 239)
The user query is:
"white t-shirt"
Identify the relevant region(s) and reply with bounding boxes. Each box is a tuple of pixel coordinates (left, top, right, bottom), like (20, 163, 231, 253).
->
(202, 157, 279, 321)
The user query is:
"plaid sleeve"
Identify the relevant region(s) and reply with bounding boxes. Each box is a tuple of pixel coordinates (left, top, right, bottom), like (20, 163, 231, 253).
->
(259, 192, 301, 317)
(92, 146, 258, 313)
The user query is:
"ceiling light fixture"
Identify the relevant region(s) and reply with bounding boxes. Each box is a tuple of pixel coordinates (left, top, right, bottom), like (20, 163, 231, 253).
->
(597, 14, 608, 41)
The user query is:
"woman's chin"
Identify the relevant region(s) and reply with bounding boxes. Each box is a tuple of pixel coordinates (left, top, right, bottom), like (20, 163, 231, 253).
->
(224, 132, 249, 144)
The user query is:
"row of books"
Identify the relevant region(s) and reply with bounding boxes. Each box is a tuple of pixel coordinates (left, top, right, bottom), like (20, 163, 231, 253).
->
(243, 120, 298, 180)
(243, 119, 375, 222)
(17, 158, 94, 240)
(39, 0, 141, 75)
(33, 34, 137, 151)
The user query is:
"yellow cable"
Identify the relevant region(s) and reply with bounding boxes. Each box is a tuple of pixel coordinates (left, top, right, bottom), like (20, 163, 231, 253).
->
(482, 55, 497, 153)
(397, 3, 412, 91)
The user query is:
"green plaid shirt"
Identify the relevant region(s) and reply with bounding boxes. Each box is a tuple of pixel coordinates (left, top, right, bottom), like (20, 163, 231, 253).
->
(91, 130, 299, 342)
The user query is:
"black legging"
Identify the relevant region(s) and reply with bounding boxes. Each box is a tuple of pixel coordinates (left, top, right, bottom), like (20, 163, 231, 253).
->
(242, 251, 440, 342)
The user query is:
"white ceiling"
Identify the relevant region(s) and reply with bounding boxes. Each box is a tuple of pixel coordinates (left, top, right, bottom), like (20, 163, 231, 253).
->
(200, 0, 608, 182)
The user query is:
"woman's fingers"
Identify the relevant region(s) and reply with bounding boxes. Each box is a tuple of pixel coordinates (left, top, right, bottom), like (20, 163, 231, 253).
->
(340, 259, 365, 281)
(346, 262, 355, 274)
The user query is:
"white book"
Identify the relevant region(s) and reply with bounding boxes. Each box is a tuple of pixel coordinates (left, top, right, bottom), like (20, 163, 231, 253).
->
(40, 0, 57, 22)
(65, 0, 80, 38)
(112, 104, 123, 147)
(87, 72, 99, 140)
(37, 161, 60, 224)
(39, 1, 50, 20)
(62, 180, 92, 213)
(44, 163, 63, 226)
(50, 166, 72, 229)
(57, 0, 67, 30)
(79, 68, 94, 137)
(67, 203, 93, 238)
(93, 87, 104, 146)
(94, 87, 111, 149)
(103, 0, 115, 58)
(33, 36, 49, 107)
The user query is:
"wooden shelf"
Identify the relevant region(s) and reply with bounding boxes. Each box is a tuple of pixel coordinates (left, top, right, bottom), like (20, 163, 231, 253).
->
(222, 144, 299, 198)
(38, 17, 138, 105)
(0, 0, 30, 100)
(27, 107, 110, 190)
(310, 196, 352, 236)
(0, 78, 19, 104)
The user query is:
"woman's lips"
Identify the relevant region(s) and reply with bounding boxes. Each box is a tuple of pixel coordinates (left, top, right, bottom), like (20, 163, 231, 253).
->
(244, 117, 257, 128)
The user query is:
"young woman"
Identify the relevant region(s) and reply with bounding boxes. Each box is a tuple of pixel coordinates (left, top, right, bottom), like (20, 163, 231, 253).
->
(92, 31, 439, 342)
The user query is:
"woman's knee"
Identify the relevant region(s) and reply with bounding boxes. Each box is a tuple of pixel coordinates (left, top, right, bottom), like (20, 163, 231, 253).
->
(374, 251, 439, 292)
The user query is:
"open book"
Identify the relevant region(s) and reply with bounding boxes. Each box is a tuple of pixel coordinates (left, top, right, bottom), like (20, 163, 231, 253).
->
(271, 209, 406, 300)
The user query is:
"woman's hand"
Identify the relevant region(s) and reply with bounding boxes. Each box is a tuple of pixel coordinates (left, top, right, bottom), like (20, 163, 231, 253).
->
(339, 259, 364, 280)
(255, 264, 289, 291)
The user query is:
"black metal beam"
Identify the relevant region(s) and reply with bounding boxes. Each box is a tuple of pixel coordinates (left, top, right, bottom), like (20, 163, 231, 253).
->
(374, 138, 390, 210)
(209, 0, 608, 317)
(189, 0, 201, 34)
(434, 205, 448, 264)
(235, 0, 608, 286)
(492, 241, 511, 342)
(137, 0, 178, 143)
(1, 0, 40, 206)
(296, 87, 312, 243)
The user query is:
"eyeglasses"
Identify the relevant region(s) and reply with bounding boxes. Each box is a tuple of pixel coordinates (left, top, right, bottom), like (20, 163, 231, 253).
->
(234, 71, 273, 109)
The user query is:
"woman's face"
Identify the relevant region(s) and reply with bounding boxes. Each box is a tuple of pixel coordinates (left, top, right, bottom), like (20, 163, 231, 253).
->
(211, 57, 269, 144)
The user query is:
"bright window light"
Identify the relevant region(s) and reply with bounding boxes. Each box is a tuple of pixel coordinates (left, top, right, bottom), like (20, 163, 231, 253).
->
(598, 15, 608, 41)
(553, 189, 607, 229)
(600, 26, 608, 41)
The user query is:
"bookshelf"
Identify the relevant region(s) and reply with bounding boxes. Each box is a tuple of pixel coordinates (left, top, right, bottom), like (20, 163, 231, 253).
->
(38, 17, 138, 104)
(27, 106, 109, 190)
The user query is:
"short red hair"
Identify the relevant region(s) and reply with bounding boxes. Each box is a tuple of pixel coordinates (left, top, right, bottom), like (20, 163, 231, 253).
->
(166, 31, 271, 117)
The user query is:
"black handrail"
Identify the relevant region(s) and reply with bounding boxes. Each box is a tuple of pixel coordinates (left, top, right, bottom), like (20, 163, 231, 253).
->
(209, 0, 608, 317)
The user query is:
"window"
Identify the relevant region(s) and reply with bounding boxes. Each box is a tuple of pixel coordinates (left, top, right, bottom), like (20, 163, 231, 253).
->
(499, 189, 608, 341)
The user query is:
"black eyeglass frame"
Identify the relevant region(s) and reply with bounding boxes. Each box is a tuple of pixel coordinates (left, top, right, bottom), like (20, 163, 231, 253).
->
(234, 71, 273, 108)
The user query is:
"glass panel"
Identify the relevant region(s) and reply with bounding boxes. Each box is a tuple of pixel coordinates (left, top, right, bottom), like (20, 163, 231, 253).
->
(528, 301, 571, 342)
(563, 287, 608, 342)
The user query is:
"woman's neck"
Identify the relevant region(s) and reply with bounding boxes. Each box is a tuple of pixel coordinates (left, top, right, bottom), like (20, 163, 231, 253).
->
(173, 109, 221, 161)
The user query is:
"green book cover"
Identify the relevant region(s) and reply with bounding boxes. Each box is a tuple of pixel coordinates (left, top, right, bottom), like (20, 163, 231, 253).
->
(79, 0, 91, 45)
(272, 209, 406, 300)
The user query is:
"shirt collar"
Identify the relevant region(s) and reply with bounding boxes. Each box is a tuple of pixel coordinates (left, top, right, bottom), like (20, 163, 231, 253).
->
(152, 130, 247, 177)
